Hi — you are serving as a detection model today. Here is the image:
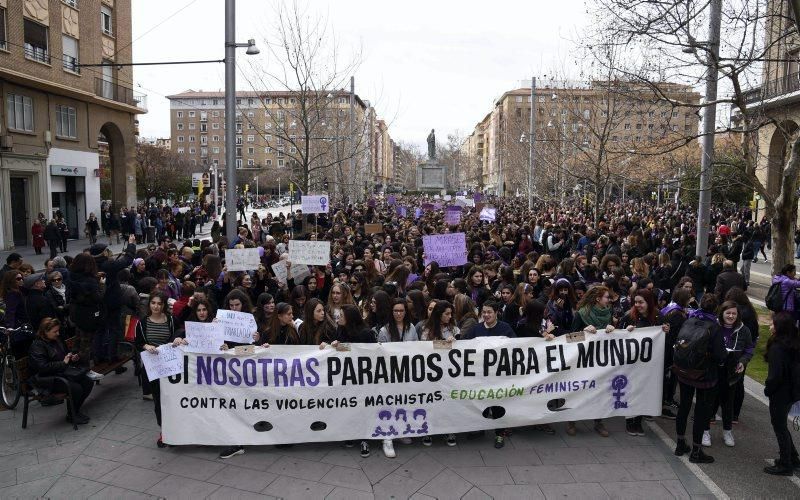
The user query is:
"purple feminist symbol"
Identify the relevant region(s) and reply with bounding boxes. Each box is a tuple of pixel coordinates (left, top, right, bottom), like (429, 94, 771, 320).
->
(611, 375, 628, 409)
(319, 197, 328, 212)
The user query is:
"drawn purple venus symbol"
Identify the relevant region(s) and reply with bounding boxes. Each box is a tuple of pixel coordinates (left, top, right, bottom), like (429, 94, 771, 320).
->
(319, 197, 328, 212)
(611, 375, 628, 409)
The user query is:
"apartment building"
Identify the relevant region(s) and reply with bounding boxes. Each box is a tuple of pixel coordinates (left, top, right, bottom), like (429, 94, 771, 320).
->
(0, 0, 145, 249)
(461, 81, 700, 197)
(166, 89, 395, 199)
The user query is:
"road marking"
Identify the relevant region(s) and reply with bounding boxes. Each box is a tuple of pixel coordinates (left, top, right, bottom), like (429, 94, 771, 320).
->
(645, 420, 729, 499)
(763, 459, 800, 488)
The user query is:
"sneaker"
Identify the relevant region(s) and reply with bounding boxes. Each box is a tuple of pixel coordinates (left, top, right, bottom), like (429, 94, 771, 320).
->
(157, 433, 167, 448)
(142, 394, 153, 401)
(422, 436, 433, 446)
(701, 431, 711, 447)
(674, 439, 691, 456)
(594, 422, 609, 438)
(219, 446, 244, 459)
(494, 435, 505, 449)
(636, 423, 645, 436)
(661, 408, 677, 420)
(723, 430, 734, 447)
(689, 447, 714, 464)
(643, 415, 654, 422)
(535, 424, 556, 435)
(446, 434, 456, 447)
(360, 441, 370, 458)
(114, 366, 128, 375)
(382, 439, 396, 458)
(344, 440, 355, 448)
(764, 464, 792, 476)
(625, 421, 638, 436)
(86, 370, 105, 381)
(401, 437, 413, 445)
(566, 422, 577, 436)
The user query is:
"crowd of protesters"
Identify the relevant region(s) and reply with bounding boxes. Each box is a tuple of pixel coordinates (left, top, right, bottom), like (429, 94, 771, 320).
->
(1, 194, 799, 475)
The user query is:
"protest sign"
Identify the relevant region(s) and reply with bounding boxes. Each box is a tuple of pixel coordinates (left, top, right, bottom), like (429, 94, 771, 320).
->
(141, 344, 184, 382)
(479, 207, 497, 222)
(288, 240, 331, 266)
(365, 223, 383, 234)
(414, 208, 423, 219)
(367, 198, 377, 208)
(301, 195, 329, 214)
(423, 233, 468, 267)
(444, 195, 452, 201)
(216, 310, 258, 344)
(184, 322, 226, 355)
(397, 206, 407, 217)
(433, 202, 442, 210)
(271, 261, 311, 284)
(454, 198, 475, 208)
(444, 210, 461, 226)
(226, 248, 261, 272)
(161, 328, 664, 445)
(474, 193, 483, 202)
(421, 203, 435, 211)
(387, 195, 397, 206)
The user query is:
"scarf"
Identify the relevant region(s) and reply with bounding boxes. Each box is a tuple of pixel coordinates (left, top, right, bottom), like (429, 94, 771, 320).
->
(52, 284, 66, 301)
(578, 305, 613, 329)
(688, 309, 716, 322)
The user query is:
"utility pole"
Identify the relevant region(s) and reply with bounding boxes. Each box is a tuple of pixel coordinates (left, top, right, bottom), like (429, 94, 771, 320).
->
(224, 0, 236, 241)
(695, 0, 721, 258)
(349, 76, 356, 202)
(529, 77, 536, 209)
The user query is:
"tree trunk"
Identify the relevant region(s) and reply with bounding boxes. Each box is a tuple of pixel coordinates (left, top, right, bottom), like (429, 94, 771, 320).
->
(771, 135, 800, 274)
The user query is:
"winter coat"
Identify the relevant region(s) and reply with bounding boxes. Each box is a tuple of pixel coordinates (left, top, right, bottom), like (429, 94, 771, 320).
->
(772, 274, 800, 313)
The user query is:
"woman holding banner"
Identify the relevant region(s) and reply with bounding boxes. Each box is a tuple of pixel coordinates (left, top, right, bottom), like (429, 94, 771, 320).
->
(135, 290, 184, 449)
(299, 298, 336, 345)
(419, 301, 459, 447)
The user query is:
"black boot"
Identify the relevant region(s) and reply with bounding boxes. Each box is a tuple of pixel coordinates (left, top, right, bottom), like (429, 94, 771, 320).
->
(764, 460, 793, 476)
(689, 445, 714, 464)
(674, 438, 691, 456)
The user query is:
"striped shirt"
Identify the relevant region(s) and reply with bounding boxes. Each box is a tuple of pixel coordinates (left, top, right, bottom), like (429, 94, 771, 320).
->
(146, 318, 172, 347)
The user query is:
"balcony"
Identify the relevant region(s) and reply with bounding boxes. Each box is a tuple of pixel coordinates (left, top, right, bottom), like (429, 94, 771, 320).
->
(94, 77, 148, 112)
(743, 71, 800, 107)
(24, 44, 50, 64)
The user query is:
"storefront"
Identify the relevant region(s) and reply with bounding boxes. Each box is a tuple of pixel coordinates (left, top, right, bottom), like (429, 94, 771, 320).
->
(47, 148, 101, 241)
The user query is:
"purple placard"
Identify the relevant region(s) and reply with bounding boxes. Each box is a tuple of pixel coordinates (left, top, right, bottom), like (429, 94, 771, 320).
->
(367, 198, 377, 208)
(387, 195, 396, 206)
(423, 233, 468, 268)
(397, 206, 407, 217)
(446, 205, 461, 212)
(444, 210, 461, 226)
(433, 202, 442, 210)
(473, 193, 482, 202)
(172, 207, 179, 215)
(414, 208, 423, 219)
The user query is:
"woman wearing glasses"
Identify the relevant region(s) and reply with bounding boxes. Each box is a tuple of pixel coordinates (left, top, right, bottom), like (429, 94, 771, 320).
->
(0, 271, 29, 329)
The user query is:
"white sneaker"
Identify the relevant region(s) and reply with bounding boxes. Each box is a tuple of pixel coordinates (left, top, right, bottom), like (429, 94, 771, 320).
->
(400, 437, 413, 445)
(382, 439, 396, 458)
(701, 430, 711, 447)
(723, 430, 734, 447)
(87, 370, 105, 381)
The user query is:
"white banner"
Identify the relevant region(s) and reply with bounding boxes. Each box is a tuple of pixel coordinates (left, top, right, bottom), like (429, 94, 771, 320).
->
(226, 248, 261, 272)
(288, 240, 331, 266)
(271, 261, 311, 284)
(301, 195, 330, 214)
(161, 328, 664, 445)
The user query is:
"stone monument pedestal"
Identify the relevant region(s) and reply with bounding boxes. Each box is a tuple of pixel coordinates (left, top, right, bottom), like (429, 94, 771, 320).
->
(416, 160, 447, 192)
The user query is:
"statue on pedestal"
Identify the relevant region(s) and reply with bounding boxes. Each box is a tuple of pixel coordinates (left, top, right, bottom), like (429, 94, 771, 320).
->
(427, 129, 436, 160)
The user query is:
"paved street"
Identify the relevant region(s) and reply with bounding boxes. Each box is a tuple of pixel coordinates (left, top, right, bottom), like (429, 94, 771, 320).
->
(0, 369, 716, 499)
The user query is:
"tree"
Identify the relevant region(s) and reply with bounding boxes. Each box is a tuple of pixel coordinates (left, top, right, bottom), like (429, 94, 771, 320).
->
(136, 143, 194, 202)
(588, 0, 799, 273)
(238, 1, 370, 203)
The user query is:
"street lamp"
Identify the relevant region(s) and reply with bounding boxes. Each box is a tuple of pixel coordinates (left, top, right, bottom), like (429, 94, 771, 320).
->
(224, 0, 259, 241)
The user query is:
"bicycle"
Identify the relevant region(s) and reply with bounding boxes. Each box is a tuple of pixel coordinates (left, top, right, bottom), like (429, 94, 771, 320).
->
(0, 326, 32, 409)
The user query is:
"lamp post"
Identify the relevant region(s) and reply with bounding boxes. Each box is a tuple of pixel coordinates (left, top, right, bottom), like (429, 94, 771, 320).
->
(253, 175, 259, 201)
(224, 0, 259, 241)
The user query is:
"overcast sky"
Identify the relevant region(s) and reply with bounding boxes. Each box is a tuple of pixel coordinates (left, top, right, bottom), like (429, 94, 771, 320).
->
(132, 0, 590, 150)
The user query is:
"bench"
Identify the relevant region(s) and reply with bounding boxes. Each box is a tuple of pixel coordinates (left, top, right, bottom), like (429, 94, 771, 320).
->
(64, 337, 138, 383)
(17, 357, 77, 431)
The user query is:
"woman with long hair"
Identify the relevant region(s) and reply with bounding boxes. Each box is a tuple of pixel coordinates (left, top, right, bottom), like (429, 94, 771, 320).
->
(254, 292, 275, 334)
(406, 289, 429, 325)
(365, 290, 392, 331)
(420, 301, 460, 342)
(135, 290, 184, 448)
(327, 282, 354, 324)
(288, 285, 308, 321)
(298, 298, 336, 345)
(265, 302, 302, 345)
(546, 279, 577, 336)
(453, 294, 479, 339)
(764, 311, 800, 475)
(0, 270, 28, 329)
(466, 265, 491, 310)
(619, 287, 669, 437)
(724, 286, 760, 422)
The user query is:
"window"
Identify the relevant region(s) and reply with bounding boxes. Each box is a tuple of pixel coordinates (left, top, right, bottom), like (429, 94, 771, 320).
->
(236, 147, 242, 157)
(266, 159, 272, 166)
(264, 98, 271, 105)
(0, 8, 6, 51)
(101, 5, 113, 36)
(188, 111, 195, 117)
(236, 98, 242, 105)
(278, 159, 284, 167)
(200, 147, 207, 157)
(212, 147, 220, 154)
(515, 96, 523, 103)
(176, 123, 184, 131)
(265, 134, 272, 142)
(276, 110, 284, 119)
(538, 96, 545, 103)
(248, 98, 254, 106)
(177, 111, 183, 118)
(636, 123, 642, 130)
(648, 111, 654, 118)
(200, 136, 207, 145)
(200, 111, 207, 121)
(672, 112, 678, 118)
(212, 111, 219, 117)
(265, 147, 272, 153)
(212, 123, 219, 129)
(661, 111, 667, 118)
(235, 123, 242, 133)
(247, 123, 255, 130)
(6, 94, 34, 132)
(212, 100, 219, 106)
(189, 135, 196, 142)
(235, 136, 243, 145)
(264, 123, 272, 129)
(212, 135, 219, 142)
(236, 159, 243, 168)
(247, 135, 254, 142)
(290, 146, 297, 153)
(247, 111, 254, 118)
(177, 136, 184, 142)
(177, 147, 184, 154)
(277, 147, 284, 158)
(24, 19, 49, 63)
(200, 123, 207, 132)
(247, 159, 255, 166)
(624, 123, 631, 130)
(55, 105, 77, 138)
(188, 123, 196, 130)
(248, 147, 254, 154)
(60, 35, 80, 73)
(289, 98, 296, 104)
(189, 147, 196, 154)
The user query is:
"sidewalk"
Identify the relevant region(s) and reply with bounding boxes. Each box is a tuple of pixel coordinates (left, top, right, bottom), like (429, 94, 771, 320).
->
(0, 370, 715, 499)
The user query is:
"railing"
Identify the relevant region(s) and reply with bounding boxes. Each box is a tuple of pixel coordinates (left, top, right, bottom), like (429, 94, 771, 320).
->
(743, 71, 800, 105)
(94, 77, 147, 111)
(62, 56, 80, 74)
(24, 44, 49, 64)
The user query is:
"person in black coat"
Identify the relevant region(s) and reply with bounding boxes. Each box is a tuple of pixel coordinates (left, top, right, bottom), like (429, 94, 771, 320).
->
(23, 273, 56, 333)
(44, 220, 61, 259)
(91, 236, 137, 364)
(764, 312, 800, 475)
(29, 318, 94, 424)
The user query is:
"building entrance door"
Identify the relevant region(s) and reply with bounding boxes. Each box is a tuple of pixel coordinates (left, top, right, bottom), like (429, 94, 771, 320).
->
(10, 177, 28, 246)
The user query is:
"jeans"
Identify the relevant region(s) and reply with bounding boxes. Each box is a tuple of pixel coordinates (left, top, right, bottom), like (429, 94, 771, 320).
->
(734, 376, 744, 419)
(769, 399, 798, 467)
(676, 382, 715, 445)
(740, 259, 751, 285)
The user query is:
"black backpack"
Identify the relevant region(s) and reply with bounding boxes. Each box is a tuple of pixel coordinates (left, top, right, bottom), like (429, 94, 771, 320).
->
(765, 282, 790, 312)
(672, 318, 714, 381)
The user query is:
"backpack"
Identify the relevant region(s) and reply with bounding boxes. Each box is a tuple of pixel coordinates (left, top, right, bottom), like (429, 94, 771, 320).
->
(672, 318, 714, 381)
(766, 282, 790, 312)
